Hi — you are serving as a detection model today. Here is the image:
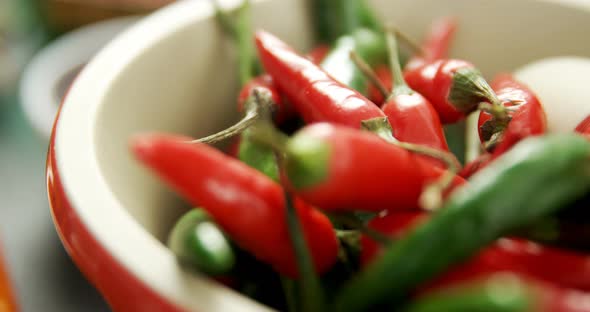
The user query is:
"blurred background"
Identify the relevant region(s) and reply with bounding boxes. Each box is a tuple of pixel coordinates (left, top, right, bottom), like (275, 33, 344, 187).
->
(0, 1, 173, 310)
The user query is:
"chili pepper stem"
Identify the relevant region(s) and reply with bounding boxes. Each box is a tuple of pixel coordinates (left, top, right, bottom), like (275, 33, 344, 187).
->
(330, 213, 392, 245)
(465, 112, 482, 162)
(392, 28, 424, 56)
(282, 185, 327, 312)
(349, 51, 389, 100)
(189, 88, 275, 144)
(449, 68, 510, 119)
(212, 0, 258, 85)
(385, 28, 412, 98)
(281, 277, 298, 312)
(247, 120, 289, 156)
(211, 0, 238, 39)
(361, 117, 461, 210)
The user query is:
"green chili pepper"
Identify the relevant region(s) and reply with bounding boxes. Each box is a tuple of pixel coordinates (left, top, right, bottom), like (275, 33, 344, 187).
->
(515, 217, 590, 251)
(357, 0, 382, 32)
(513, 191, 590, 251)
(213, 0, 280, 179)
(168, 209, 235, 275)
(321, 28, 386, 93)
(334, 134, 590, 312)
(312, 0, 363, 44)
(238, 131, 279, 181)
(235, 0, 260, 85)
(405, 274, 532, 312)
(213, 0, 259, 85)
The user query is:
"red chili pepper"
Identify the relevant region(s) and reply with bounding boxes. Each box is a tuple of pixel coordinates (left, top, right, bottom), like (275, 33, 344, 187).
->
(367, 65, 392, 105)
(237, 44, 331, 123)
(575, 115, 590, 140)
(306, 44, 331, 64)
(281, 123, 465, 212)
(426, 238, 590, 292)
(478, 74, 547, 155)
(131, 134, 339, 278)
(381, 32, 449, 154)
(364, 212, 590, 291)
(361, 211, 428, 267)
(406, 17, 458, 71)
(237, 74, 297, 124)
(535, 282, 590, 312)
(404, 58, 501, 124)
(255, 30, 386, 128)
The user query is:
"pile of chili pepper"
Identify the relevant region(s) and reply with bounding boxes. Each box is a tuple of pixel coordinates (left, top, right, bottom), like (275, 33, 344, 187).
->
(130, 1, 590, 311)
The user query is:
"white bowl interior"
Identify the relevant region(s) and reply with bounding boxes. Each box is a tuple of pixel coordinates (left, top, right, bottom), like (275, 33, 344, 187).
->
(56, 0, 590, 310)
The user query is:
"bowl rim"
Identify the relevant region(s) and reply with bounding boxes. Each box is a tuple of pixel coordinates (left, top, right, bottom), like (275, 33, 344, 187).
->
(50, 0, 274, 311)
(20, 16, 141, 140)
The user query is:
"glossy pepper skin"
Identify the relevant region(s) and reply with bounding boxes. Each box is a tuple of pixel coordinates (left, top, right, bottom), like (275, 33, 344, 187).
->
(131, 134, 338, 278)
(167, 209, 235, 276)
(283, 123, 464, 212)
(404, 58, 479, 124)
(236, 45, 330, 123)
(478, 74, 547, 155)
(236, 45, 331, 180)
(381, 32, 449, 153)
(255, 30, 386, 129)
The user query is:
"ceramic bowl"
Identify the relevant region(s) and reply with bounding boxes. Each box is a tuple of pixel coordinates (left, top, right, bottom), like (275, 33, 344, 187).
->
(46, 0, 590, 311)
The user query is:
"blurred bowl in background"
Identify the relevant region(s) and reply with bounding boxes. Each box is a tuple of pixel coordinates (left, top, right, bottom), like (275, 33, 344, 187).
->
(46, 0, 590, 311)
(20, 16, 140, 139)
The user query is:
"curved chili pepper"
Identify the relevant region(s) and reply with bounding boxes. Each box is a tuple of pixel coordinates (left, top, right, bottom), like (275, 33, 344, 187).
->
(381, 32, 449, 153)
(334, 134, 590, 312)
(0, 247, 17, 312)
(404, 58, 503, 124)
(255, 30, 386, 128)
(270, 123, 464, 212)
(478, 74, 547, 155)
(237, 44, 332, 122)
(168, 209, 235, 275)
(236, 44, 332, 180)
(406, 17, 458, 71)
(131, 134, 339, 278)
(575, 115, 590, 140)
